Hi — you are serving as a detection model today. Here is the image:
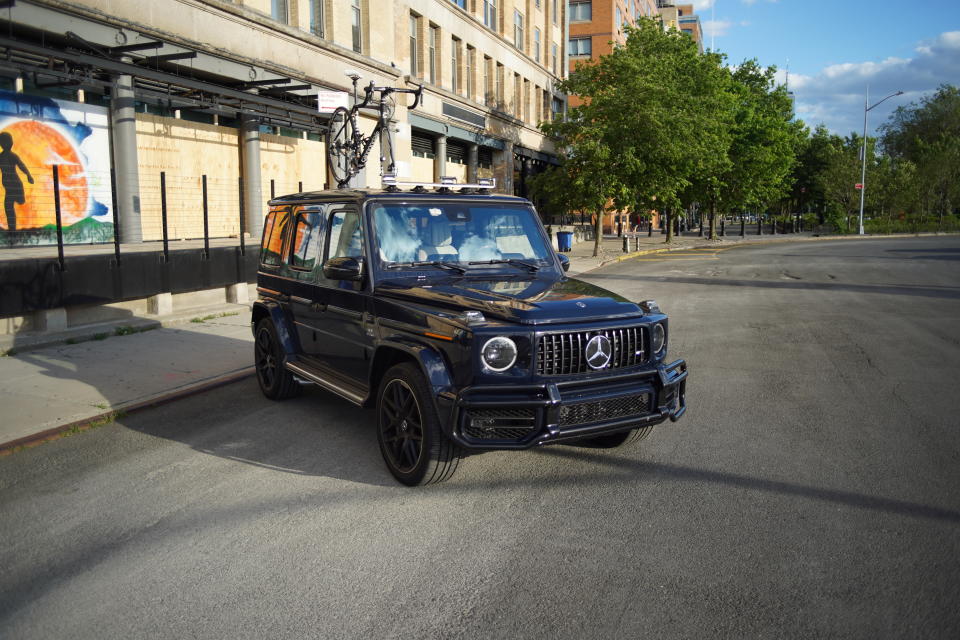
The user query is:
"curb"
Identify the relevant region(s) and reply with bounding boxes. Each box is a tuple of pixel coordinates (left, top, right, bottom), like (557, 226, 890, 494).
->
(0, 366, 255, 455)
(582, 231, 960, 273)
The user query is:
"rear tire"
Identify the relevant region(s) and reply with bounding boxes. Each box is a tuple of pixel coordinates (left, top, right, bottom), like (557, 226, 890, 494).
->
(377, 363, 461, 486)
(326, 106, 356, 186)
(254, 318, 301, 400)
(577, 426, 653, 449)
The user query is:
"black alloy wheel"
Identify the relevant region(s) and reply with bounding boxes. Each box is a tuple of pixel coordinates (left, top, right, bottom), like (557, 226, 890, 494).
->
(254, 318, 300, 400)
(377, 363, 460, 486)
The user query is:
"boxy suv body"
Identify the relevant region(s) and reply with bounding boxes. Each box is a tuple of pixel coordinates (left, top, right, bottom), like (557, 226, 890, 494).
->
(252, 185, 687, 485)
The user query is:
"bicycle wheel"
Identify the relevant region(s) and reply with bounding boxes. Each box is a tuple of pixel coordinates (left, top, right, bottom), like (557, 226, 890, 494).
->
(326, 106, 356, 186)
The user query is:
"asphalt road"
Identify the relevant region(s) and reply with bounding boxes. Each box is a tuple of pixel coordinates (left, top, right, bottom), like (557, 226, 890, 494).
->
(2, 236, 959, 639)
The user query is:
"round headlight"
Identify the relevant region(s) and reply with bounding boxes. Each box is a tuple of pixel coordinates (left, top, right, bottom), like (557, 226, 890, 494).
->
(651, 323, 666, 354)
(481, 336, 517, 372)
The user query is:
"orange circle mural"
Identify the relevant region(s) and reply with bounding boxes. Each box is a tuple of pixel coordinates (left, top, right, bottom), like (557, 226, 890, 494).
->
(0, 119, 89, 231)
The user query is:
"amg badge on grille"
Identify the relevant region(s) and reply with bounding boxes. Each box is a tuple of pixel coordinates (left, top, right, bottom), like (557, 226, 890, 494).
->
(585, 334, 613, 370)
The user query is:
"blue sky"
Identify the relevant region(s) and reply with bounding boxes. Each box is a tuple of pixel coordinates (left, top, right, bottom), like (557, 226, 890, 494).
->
(691, 0, 960, 137)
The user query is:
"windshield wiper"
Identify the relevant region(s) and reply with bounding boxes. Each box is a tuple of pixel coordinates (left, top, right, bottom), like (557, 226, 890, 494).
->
(386, 261, 468, 274)
(467, 258, 540, 272)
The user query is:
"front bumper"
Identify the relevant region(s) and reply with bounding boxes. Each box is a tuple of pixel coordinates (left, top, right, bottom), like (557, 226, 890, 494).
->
(441, 359, 687, 450)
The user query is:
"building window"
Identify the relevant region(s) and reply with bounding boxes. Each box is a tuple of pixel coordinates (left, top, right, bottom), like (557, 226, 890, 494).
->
(534, 28, 541, 63)
(449, 0, 466, 8)
(484, 0, 497, 30)
(514, 11, 524, 50)
(552, 96, 565, 120)
(523, 79, 530, 123)
(451, 37, 462, 94)
(569, 37, 591, 57)
(429, 25, 439, 84)
(514, 73, 521, 118)
(409, 14, 420, 77)
(569, 1, 591, 22)
(616, 7, 622, 30)
(271, 0, 288, 23)
(412, 131, 435, 159)
(553, 0, 558, 24)
(496, 62, 504, 110)
(483, 56, 493, 106)
(466, 46, 476, 100)
(308, 0, 323, 36)
(552, 43, 559, 74)
(351, 0, 362, 53)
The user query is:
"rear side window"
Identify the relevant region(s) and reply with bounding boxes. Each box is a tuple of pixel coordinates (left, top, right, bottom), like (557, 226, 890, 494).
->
(260, 207, 290, 267)
(290, 208, 325, 270)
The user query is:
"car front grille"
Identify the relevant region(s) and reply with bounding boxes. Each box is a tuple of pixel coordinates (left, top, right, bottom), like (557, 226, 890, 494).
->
(558, 393, 651, 428)
(537, 326, 646, 376)
(463, 408, 538, 440)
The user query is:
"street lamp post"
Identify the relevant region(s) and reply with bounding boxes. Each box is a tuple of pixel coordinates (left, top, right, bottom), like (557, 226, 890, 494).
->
(858, 89, 904, 235)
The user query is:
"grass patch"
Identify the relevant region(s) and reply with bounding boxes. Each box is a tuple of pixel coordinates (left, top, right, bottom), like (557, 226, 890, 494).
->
(65, 338, 78, 344)
(190, 311, 240, 323)
(93, 333, 109, 341)
(114, 325, 138, 336)
(1, 348, 15, 357)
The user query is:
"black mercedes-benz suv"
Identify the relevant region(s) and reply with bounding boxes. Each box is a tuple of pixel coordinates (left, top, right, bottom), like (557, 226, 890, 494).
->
(252, 181, 687, 485)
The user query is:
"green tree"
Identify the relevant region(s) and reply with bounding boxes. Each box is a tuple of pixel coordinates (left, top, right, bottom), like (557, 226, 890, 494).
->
(541, 18, 731, 249)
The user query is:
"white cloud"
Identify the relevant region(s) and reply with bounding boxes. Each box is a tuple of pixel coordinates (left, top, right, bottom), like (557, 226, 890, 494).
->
(691, 0, 716, 10)
(702, 19, 734, 38)
(788, 31, 960, 136)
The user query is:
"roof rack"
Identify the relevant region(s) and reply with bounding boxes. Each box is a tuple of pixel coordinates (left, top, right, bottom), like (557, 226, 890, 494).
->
(381, 174, 496, 193)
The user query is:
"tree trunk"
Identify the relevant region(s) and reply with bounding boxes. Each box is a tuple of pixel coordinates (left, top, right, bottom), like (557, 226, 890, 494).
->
(665, 208, 673, 243)
(709, 200, 717, 240)
(592, 210, 603, 257)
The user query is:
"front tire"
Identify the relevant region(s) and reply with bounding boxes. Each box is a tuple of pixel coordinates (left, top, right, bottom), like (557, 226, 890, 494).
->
(326, 106, 356, 187)
(377, 363, 461, 486)
(577, 426, 653, 449)
(254, 319, 301, 400)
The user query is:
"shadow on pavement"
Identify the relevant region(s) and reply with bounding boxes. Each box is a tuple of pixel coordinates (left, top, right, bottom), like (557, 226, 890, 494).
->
(534, 447, 960, 524)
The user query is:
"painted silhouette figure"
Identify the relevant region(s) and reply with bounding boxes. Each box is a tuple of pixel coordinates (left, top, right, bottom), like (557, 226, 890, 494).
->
(0, 131, 34, 232)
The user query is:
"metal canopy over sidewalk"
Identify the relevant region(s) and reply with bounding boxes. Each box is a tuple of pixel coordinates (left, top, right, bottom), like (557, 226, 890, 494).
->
(0, 1, 331, 132)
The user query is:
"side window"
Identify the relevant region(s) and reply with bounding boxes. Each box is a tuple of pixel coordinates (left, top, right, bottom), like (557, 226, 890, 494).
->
(260, 207, 291, 267)
(327, 209, 364, 259)
(290, 207, 325, 271)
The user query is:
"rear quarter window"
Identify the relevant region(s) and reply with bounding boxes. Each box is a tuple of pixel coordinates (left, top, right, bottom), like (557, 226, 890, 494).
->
(260, 207, 290, 267)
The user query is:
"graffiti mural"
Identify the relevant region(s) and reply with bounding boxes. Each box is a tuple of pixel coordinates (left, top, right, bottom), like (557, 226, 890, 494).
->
(0, 90, 113, 246)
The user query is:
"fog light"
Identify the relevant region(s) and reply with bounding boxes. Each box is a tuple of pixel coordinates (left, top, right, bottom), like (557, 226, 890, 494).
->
(481, 336, 517, 372)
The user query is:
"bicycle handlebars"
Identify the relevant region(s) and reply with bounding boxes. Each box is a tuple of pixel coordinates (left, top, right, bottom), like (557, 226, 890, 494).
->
(358, 81, 424, 113)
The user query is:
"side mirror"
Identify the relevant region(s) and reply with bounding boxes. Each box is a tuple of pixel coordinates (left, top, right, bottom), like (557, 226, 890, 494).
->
(557, 253, 570, 272)
(323, 256, 365, 281)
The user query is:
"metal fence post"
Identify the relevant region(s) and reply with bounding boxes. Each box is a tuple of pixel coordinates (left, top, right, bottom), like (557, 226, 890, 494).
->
(110, 167, 121, 265)
(52, 165, 65, 271)
(202, 174, 210, 260)
(160, 171, 169, 262)
(238, 176, 246, 256)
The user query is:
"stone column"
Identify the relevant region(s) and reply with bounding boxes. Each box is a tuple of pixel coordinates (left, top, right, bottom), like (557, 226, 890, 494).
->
(467, 143, 479, 184)
(240, 113, 263, 240)
(110, 64, 142, 243)
(433, 134, 447, 183)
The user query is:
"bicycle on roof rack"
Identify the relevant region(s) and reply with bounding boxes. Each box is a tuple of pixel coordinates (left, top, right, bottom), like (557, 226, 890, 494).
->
(326, 71, 423, 188)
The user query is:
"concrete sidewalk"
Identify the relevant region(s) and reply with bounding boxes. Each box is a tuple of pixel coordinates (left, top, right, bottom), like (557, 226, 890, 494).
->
(0, 227, 816, 453)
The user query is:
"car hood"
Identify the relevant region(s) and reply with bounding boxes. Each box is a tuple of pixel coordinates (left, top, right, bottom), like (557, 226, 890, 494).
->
(374, 275, 642, 325)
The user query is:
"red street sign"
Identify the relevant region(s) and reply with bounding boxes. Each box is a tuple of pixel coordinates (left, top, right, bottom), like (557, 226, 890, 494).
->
(855, 183, 863, 190)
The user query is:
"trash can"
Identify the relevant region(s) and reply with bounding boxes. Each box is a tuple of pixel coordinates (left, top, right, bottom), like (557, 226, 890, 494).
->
(556, 230, 573, 252)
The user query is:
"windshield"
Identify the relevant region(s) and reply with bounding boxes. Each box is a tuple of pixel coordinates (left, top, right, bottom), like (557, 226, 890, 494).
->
(371, 202, 553, 268)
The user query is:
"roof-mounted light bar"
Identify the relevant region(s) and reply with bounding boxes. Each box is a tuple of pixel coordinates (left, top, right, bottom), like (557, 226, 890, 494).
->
(381, 175, 496, 192)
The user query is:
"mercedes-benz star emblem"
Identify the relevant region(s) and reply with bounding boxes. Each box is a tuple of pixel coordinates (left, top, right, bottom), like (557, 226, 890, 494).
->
(585, 334, 613, 370)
